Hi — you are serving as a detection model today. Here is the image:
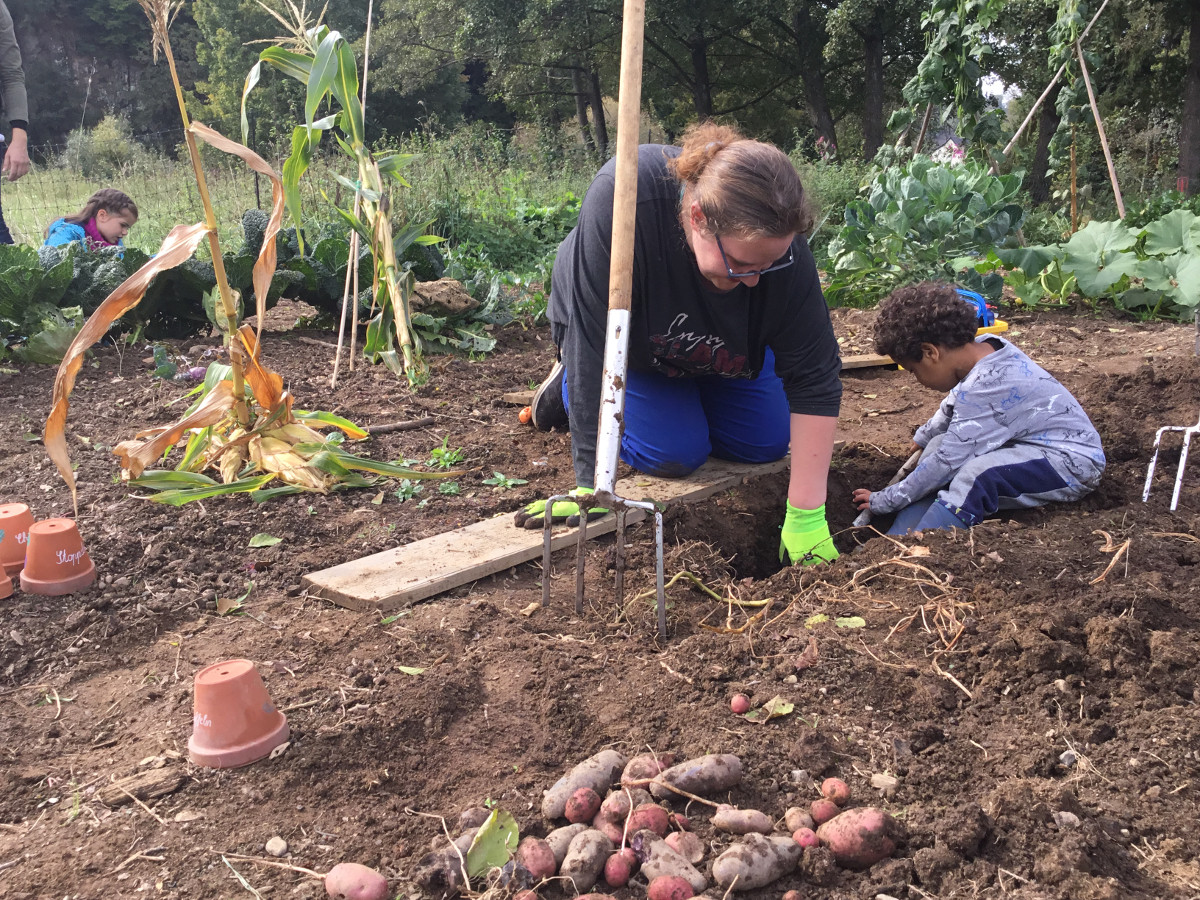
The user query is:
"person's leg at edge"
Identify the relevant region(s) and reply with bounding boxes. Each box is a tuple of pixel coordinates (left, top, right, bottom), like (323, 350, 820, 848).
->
(563, 365, 711, 478)
(916, 445, 1077, 532)
(887, 496, 938, 535)
(698, 348, 791, 464)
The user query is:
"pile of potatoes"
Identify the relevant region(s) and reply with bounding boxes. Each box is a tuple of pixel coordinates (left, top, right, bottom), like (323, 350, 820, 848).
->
(414, 749, 904, 900)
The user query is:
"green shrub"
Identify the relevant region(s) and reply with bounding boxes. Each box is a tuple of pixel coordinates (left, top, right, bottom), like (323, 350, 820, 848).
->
(823, 156, 1025, 307)
(59, 115, 154, 180)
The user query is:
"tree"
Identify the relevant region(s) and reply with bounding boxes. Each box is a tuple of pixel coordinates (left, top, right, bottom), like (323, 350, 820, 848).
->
(1177, 0, 1200, 193)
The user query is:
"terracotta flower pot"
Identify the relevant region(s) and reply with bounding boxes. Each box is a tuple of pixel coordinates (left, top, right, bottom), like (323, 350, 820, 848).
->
(0, 568, 12, 600)
(189, 659, 289, 769)
(0, 502, 34, 577)
(19, 518, 96, 596)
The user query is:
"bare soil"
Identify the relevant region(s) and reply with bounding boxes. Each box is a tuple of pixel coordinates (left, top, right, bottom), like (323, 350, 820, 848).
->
(1, 302, 1198, 900)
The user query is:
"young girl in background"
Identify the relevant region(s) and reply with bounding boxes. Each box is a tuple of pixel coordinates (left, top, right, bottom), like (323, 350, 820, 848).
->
(45, 188, 138, 251)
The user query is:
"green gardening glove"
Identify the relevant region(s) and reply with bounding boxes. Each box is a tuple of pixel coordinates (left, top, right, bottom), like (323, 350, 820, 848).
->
(514, 487, 610, 530)
(779, 501, 839, 566)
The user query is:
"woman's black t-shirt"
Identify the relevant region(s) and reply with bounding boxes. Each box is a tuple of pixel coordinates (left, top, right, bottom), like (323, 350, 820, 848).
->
(549, 144, 842, 486)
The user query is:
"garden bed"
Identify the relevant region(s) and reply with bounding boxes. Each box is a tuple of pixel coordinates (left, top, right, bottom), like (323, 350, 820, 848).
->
(0, 304, 1198, 899)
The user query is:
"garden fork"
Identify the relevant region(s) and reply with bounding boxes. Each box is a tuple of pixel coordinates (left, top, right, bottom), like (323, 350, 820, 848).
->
(540, 0, 668, 638)
(1142, 409, 1200, 511)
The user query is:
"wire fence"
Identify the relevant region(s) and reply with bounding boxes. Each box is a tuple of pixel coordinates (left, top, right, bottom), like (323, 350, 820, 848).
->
(0, 132, 344, 255)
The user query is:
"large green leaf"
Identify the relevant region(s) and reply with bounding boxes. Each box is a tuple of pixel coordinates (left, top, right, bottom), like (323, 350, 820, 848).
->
(282, 126, 317, 250)
(997, 245, 1059, 275)
(240, 61, 262, 144)
(1065, 251, 1140, 297)
(1063, 220, 1137, 267)
(1143, 251, 1200, 310)
(1143, 210, 1199, 256)
(465, 810, 519, 880)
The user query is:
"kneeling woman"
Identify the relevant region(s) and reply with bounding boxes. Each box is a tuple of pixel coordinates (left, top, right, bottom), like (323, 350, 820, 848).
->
(518, 122, 843, 566)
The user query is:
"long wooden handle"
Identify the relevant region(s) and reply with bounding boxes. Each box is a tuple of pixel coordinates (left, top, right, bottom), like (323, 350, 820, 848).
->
(607, 0, 645, 313)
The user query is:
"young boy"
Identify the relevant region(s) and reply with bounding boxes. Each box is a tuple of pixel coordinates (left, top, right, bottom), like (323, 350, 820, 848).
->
(852, 282, 1105, 535)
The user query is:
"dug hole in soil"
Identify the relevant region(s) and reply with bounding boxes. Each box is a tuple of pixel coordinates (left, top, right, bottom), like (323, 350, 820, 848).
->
(0, 302, 1198, 899)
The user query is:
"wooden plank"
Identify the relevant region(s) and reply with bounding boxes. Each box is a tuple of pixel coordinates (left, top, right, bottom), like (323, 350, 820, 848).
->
(501, 390, 535, 405)
(841, 352, 896, 370)
(303, 456, 789, 612)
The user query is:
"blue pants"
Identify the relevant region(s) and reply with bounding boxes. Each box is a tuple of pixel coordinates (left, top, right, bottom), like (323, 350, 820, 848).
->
(564, 349, 791, 477)
(888, 433, 1083, 535)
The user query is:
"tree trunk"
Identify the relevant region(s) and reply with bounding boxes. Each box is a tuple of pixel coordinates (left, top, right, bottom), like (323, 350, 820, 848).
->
(589, 69, 608, 157)
(862, 18, 885, 160)
(571, 67, 595, 153)
(1178, 0, 1200, 196)
(792, 8, 837, 151)
(688, 31, 713, 118)
(1027, 82, 1062, 205)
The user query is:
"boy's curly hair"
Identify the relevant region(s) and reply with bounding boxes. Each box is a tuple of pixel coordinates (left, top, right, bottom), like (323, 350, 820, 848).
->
(873, 282, 979, 363)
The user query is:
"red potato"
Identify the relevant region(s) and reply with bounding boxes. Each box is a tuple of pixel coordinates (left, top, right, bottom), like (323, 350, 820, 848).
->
(711, 834, 802, 891)
(621, 753, 677, 788)
(516, 837, 557, 881)
(665, 831, 705, 865)
(574, 894, 618, 900)
(669, 812, 691, 831)
(559, 828, 614, 894)
(810, 800, 839, 826)
(325, 862, 389, 900)
(815, 807, 905, 870)
(566, 788, 603, 824)
(632, 830, 708, 894)
(821, 778, 851, 807)
(546, 824, 589, 867)
(782, 891, 802, 900)
(792, 828, 819, 849)
(711, 805, 774, 835)
(627, 803, 671, 837)
(730, 693, 751, 714)
(628, 787, 655, 808)
(593, 792, 633, 843)
(543, 751, 627, 820)
(783, 808, 814, 834)
(650, 754, 743, 802)
(514, 892, 539, 900)
(603, 848, 637, 887)
(648, 875, 696, 900)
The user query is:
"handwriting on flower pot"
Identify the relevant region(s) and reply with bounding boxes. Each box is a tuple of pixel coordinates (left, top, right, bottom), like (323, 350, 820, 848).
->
(56, 548, 86, 566)
(194, 712, 213, 728)
(16, 531, 27, 544)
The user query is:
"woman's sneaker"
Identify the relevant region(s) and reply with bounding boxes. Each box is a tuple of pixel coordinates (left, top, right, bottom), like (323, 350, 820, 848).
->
(531, 360, 569, 431)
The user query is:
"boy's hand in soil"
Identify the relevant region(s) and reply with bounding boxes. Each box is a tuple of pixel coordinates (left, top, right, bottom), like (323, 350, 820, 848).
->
(852, 488, 872, 511)
(514, 487, 609, 529)
(779, 502, 839, 566)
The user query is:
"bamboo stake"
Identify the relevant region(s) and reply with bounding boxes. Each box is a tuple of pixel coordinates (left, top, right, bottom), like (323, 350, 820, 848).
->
(1070, 126, 1078, 233)
(331, 227, 355, 387)
(991, 0, 1112, 173)
(914, 103, 933, 154)
(1075, 40, 1125, 219)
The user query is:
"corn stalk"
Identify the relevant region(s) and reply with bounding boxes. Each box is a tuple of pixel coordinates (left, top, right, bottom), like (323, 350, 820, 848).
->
(245, 1, 434, 384)
(43, 2, 455, 510)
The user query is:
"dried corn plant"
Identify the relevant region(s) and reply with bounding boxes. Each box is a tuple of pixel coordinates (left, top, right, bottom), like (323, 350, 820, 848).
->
(43, 1, 454, 509)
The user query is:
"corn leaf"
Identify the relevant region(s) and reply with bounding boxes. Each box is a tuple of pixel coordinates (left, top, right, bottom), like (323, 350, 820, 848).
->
(305, 31, 340, 130)
(320, 449, 458, 479)
(240, 61, 262, 144)
(113, 380, 238, 479)
(45, 222, 211, 510)
(282, 126, 317, 250)
(235, 324, 286, 415)
(330, 40, 363, 145)
(258, 46, 313, 85)
(128, 470, 219, 489)
(138, 474, 277, 506)
(294, 409, 368, 440)
(190, 122, 285, 340)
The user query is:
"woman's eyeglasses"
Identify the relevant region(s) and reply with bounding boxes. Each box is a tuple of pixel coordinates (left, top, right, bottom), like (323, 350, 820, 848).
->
(715, 234, 794, 279)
